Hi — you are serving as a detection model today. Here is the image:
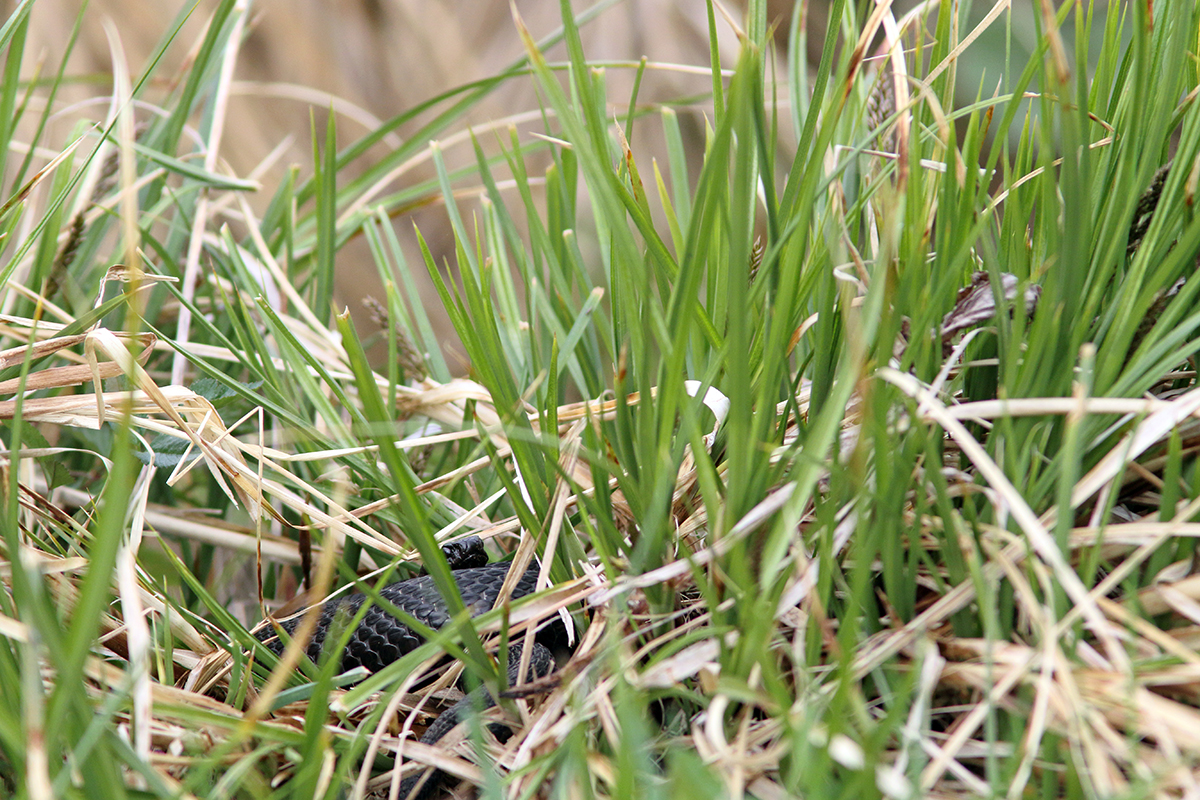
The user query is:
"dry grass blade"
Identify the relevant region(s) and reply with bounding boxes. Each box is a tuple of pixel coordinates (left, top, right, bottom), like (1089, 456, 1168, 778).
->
(882, 367, 1130, 670)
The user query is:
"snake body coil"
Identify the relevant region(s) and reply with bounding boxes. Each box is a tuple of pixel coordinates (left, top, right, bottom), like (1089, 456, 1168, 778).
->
(259, 563, 541, 672)
(256, 545, 560, 798)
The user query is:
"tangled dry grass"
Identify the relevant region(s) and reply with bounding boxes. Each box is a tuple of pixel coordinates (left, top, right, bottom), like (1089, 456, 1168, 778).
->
(12, 276, 1200, 797)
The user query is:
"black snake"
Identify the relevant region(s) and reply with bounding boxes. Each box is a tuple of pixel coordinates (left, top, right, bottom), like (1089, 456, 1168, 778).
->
(255, 537, 564, 798)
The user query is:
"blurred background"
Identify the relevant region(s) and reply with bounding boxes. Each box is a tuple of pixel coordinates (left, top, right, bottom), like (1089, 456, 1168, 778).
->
(12, 0, 1060, 362)
(14, 1, 751, 350)
(10, 2, 853, 348)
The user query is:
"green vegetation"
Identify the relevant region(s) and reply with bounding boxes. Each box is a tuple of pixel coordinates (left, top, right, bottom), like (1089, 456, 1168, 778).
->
(2, 0, 1200, 797)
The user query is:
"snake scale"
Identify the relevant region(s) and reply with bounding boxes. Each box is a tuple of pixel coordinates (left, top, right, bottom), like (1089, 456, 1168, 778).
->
(255, 537, 563, 799)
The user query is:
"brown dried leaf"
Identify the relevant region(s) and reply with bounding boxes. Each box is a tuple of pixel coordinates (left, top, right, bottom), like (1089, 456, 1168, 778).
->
(941, 271, 1042, 340)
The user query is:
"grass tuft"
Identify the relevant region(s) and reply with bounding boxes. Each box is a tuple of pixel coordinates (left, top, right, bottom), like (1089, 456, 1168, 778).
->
(3, 1, 1200, 798)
